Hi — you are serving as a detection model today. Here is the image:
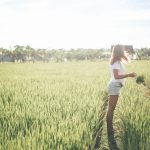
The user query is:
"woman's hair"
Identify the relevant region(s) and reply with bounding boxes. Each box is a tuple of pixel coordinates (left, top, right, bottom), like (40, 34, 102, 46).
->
(110, 44, 128, 65)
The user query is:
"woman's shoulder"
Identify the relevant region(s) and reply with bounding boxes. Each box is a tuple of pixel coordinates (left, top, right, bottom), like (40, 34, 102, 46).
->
(110, 61, 121, 69)
(110, 60, 120, 66)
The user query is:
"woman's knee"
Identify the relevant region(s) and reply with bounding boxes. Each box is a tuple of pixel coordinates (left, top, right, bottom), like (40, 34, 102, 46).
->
(107, 107, 115, 113)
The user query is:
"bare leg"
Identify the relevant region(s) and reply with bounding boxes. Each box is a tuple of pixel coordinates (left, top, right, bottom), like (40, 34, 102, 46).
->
(106, 95, 119, 134)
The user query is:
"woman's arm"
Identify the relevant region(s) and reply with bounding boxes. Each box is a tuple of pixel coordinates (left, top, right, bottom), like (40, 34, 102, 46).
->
(113, 69, 136, 79)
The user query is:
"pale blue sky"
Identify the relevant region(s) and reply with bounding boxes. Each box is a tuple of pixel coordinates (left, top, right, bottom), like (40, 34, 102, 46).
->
(0, 0, 150, 49)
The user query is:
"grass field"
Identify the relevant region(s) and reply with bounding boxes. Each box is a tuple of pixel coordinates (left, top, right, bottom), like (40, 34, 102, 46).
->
(0, 61, 150, 150)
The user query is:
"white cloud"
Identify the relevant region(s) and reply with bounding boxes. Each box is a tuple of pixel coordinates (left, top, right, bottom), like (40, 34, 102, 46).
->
(0, 0, 150, 49)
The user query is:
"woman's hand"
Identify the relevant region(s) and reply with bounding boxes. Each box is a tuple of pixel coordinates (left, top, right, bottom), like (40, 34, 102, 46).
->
(128, 72, 137, 77)
(113, 70, 137, 79)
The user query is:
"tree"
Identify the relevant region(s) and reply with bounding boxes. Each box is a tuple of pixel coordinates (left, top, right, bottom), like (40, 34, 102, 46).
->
(0, 48, 12, 62)
(53, 49, 65, 62)
(13, 45, 26, 62)
(136, 48, 150, 60)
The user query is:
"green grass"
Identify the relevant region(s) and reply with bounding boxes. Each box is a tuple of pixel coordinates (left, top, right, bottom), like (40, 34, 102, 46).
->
(0, 60, 150, 150)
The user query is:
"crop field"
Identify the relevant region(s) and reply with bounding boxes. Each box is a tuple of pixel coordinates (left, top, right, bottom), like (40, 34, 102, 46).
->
(0, 60, 150, 150)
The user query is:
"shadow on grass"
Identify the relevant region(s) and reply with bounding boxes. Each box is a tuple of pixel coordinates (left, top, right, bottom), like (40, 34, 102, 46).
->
(107, 132, 120, 150)
(93, 91, 109, 149)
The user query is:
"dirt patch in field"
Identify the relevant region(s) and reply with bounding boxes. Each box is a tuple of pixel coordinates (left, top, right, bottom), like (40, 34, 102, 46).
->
(145, 89, 150, 96)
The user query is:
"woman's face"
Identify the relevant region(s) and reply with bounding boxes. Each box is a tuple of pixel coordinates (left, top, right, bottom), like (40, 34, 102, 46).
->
(123, 47, 130, 57)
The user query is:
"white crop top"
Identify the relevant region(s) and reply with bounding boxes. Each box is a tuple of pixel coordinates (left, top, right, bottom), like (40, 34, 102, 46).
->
(109, 61, 125, 85)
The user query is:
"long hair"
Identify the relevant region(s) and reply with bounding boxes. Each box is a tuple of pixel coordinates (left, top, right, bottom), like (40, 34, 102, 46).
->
(110, 44, 128, 65)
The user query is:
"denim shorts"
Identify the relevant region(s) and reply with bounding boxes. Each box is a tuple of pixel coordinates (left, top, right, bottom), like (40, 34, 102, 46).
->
(107, 82, 123, 96)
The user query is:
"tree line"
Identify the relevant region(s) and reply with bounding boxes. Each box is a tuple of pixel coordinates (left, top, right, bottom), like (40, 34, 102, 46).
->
(0, 45, 150, 62)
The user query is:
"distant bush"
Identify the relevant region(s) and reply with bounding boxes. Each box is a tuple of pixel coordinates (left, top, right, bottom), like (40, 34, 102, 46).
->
(136, 75, 145, 85)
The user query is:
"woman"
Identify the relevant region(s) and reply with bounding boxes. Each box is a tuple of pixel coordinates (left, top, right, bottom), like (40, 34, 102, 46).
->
(106, 44, 136, 134)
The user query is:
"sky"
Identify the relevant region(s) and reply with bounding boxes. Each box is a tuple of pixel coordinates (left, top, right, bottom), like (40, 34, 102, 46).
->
(0, 0, 150, 49)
